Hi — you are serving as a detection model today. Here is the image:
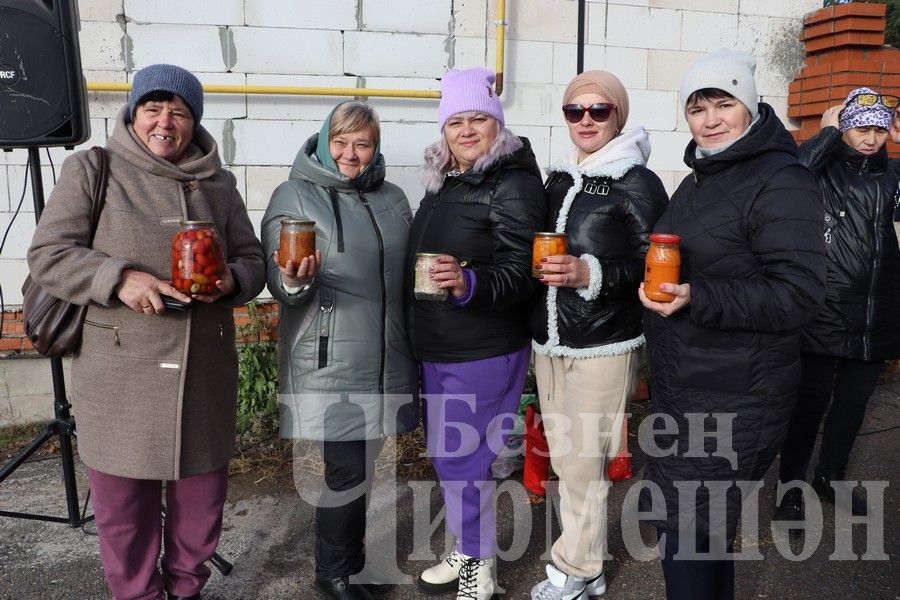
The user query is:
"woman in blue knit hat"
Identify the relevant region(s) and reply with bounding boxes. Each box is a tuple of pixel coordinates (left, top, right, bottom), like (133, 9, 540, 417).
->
(775, 87, 900, 521)
(27, 63, 266, 600)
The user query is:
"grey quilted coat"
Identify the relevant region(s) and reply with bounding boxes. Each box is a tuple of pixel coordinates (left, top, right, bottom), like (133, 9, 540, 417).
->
(262, 135, 418, 441)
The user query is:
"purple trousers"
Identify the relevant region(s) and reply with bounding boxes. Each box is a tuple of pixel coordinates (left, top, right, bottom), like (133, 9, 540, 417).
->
(87, 467, 228, 600)
(422, 346, 531, 558)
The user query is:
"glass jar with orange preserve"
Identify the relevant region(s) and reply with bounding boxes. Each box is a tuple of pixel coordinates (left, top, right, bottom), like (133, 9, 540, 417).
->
(278, 219, 316, 269)
(644, 233, 682, 302)
(532, 232, 567, 277)
(171, 221, 225, 294)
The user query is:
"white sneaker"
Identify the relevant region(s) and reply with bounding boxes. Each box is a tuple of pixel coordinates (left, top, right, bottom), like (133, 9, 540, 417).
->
(584, 570, 606, 596)
(419, 547, 465, 594)
(531, 564, 606, 600)
(457, 555, 499, 600)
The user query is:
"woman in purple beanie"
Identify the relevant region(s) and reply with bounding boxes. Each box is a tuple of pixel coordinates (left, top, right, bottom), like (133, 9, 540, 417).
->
(776, 86, 900, 520)
(406, 66, 546, 599)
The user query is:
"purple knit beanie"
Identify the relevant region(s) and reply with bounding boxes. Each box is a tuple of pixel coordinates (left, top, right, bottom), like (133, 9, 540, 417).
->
(438, 67, 505, 131)
(839, 87, 893, 132)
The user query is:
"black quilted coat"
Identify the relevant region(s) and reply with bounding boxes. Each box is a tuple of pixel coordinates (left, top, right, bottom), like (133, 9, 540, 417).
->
(640, 104, 826, 537)
(798, 127, 900, 361)
(406, 138, 547, 362)
(530, 152, 669, 352)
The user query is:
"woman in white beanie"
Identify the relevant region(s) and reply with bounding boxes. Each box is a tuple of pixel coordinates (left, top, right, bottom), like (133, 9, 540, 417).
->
(528, 70, 668, 600)
(637, 48, 826, 600)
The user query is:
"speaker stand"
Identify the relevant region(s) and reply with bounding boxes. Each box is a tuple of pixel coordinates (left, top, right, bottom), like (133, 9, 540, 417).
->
(0, 147, 92, 527)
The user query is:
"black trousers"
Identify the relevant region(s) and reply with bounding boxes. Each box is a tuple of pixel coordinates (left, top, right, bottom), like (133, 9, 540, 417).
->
(314, 439, 383, 580)
(779, 352, 882, 483)
(657, 529, 734, 600)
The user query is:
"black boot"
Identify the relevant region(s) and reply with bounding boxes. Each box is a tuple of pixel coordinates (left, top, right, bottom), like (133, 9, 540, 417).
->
(811, 473, 867, 516)
(315, 576, 375, 600)
(167, 595, 201, 600)
(362, 583, 394, 596)
(774, 488, 804, 522)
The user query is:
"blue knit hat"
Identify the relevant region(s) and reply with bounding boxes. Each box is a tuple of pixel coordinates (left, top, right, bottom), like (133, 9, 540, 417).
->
(128, 64, 204, 124)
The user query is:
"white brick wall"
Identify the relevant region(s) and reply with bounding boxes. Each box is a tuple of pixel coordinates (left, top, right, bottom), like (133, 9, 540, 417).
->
(362, 0, 452, 35)
(680, 11, 739, 53)
(606, 6, 681, 50)
(344, 32, 449, 78)
(124, 0, 244, 26)
(246, 74, 358, 121)
(231, 27, 344, 75)
(0, 1, 815, 312)
(78, 0, 122, 22)
(129, 24, 225, 71)
(79, 21, 125, 71)
(244, 0, 359, 31)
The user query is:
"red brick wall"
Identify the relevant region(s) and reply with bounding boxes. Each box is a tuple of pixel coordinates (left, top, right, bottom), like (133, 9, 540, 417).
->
(0, 301, 281, 356)
(788, 2, 899, 157)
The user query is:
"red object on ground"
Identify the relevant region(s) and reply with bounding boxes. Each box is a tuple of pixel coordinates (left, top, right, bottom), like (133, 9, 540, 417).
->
(523, 404, 550, 496)
(607, 421, 633, 482)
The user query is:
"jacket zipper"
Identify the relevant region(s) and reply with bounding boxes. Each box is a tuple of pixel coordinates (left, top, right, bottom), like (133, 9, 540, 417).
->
(863, 181, 882, 361)
(318, 297, 334, 368)
(328, 187, 346, 252)
(358, 190, 387, 438)
(408, 190, 441, 360)
(84, 319, 120, 346)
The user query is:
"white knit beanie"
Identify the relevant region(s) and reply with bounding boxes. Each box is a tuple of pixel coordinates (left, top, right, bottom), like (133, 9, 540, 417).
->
(679, 48, 759, 119)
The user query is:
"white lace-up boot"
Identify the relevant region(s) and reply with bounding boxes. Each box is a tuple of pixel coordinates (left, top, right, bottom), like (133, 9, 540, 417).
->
(530, 563, 606, 600)
(418, 547, 465, 594)
(456, 555, 499, 600)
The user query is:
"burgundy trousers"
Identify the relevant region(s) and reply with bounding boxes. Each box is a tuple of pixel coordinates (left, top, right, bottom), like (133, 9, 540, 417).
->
(87, 466, 228, 600)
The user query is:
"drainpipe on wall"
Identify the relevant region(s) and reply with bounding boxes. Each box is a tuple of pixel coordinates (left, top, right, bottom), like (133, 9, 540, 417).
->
(577, 0, 586, 74)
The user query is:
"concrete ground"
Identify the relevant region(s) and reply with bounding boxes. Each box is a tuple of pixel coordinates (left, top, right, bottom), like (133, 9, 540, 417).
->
(1, 383, 898, 600)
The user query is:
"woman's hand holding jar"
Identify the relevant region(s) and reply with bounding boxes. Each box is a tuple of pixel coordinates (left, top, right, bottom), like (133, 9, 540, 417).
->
(537, 254, 591, 288)
(428, 254, 468, 298)
(638, 281, 691, 316)
(274, 248, 321, 288)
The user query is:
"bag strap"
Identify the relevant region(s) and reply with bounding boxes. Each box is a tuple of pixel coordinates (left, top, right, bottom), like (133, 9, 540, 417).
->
(86, 146, 109, 247)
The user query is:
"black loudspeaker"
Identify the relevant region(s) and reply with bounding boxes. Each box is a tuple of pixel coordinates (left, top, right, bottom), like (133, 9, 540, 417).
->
(0, 0, 89, 149)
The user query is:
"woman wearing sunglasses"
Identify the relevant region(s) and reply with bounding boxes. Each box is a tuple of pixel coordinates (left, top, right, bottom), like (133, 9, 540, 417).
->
(637, 49, 826, 600)
(528, 70, 668, 600)
(775, 86, 900, 521)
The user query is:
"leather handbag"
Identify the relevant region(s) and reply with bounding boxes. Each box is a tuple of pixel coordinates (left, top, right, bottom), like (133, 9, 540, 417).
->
(22, 146, 110, 357)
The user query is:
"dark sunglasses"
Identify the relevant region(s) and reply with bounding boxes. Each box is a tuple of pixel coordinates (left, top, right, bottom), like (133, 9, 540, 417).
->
(848, 92, 900, 109)
(562, 103, 616, 124)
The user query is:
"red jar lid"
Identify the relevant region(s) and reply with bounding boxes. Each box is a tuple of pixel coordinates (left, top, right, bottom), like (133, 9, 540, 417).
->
(649, 233, 681, 244)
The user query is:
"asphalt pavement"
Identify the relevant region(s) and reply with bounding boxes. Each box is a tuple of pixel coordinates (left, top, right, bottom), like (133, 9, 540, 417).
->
(1, 381, 898, 600)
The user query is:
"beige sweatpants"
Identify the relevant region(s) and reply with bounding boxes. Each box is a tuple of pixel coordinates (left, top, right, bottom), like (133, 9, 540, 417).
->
(534, 350, 638, 578)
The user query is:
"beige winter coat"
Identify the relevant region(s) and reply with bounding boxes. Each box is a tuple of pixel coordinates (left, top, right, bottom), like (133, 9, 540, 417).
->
(27, 106, 265, 480)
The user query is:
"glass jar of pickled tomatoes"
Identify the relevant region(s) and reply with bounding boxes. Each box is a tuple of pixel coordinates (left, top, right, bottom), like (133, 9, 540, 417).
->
(644, 233, 681, 302)
(171, 221, 224, 294)
(532, 232, 567, 277)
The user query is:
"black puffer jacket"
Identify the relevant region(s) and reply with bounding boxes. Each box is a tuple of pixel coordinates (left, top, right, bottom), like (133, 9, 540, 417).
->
(531, 128, 668, 356)
(798, 127, 900, 361)
(406, 138, 547, 362)
(640, 104, 826, 536)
